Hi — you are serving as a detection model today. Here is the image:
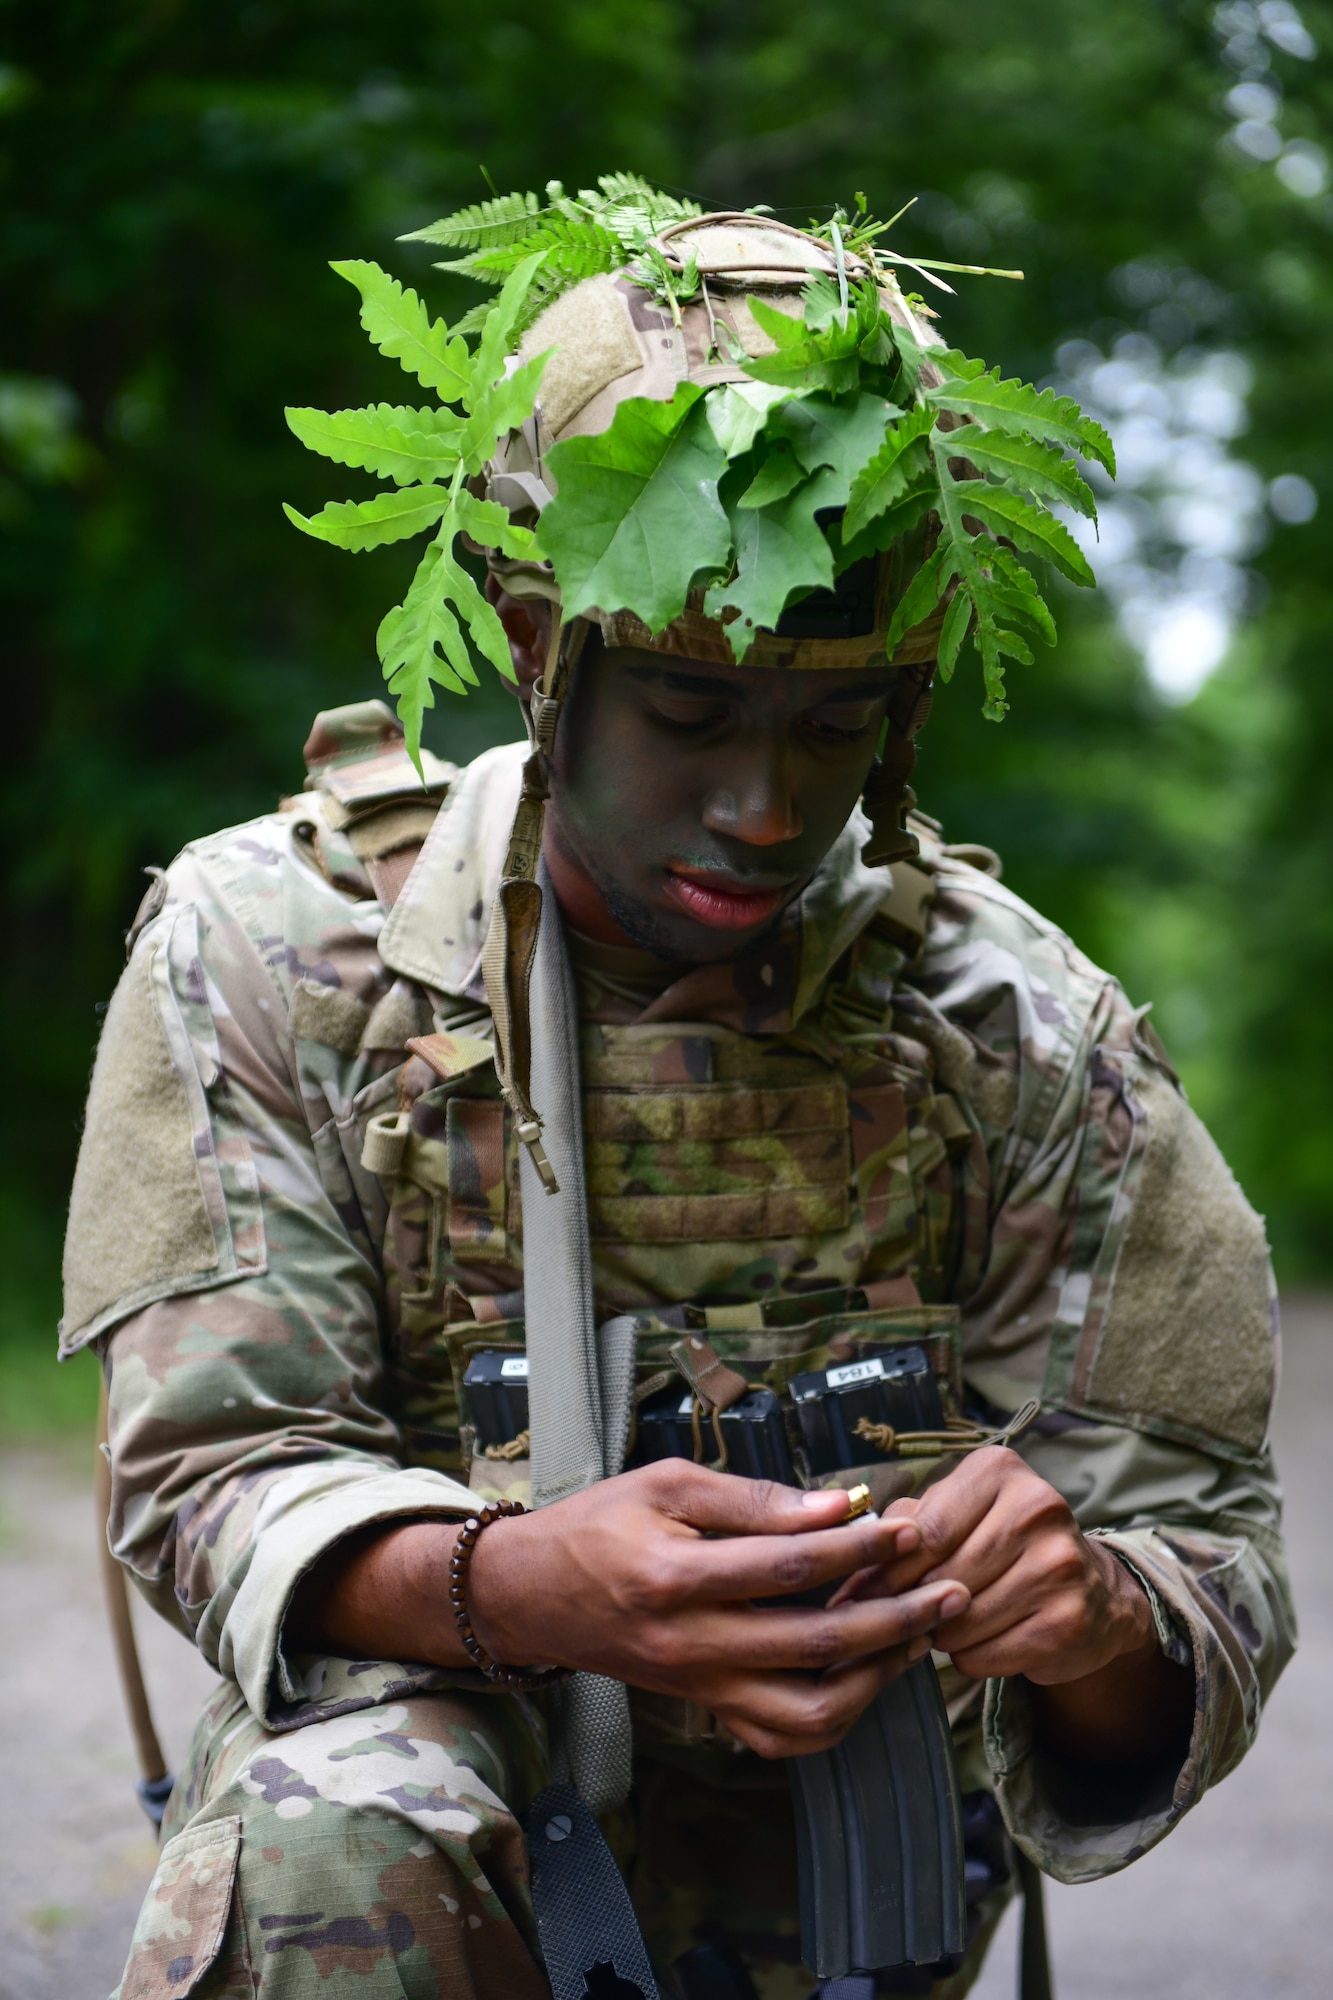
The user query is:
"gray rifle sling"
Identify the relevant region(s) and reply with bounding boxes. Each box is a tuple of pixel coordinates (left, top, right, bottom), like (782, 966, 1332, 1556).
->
(519, 854, 638, 1815)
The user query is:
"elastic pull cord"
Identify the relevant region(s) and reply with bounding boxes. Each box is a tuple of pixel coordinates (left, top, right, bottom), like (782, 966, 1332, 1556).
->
(853, 1396, 1042, 1461)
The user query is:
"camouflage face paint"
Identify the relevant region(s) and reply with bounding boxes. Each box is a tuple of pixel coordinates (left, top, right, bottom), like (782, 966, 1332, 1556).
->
(544, 645, 894, 963)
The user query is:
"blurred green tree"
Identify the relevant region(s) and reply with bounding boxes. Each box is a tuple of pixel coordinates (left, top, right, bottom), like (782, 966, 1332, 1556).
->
(1, 0, 1329, 1424)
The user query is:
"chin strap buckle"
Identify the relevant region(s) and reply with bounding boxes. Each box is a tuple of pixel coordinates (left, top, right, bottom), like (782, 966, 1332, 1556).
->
(531, 684, 563, 756)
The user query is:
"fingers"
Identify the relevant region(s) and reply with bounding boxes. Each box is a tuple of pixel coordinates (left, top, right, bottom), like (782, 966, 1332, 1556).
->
(680, 1512, 923, 1603)
(862, 1448, 1058, 1596)
(878, 1450, 1019, 1587)
(933, 1533, 1111, 1678)
(946, 1605, 1067, 1682)
(720, 1657, 898, 1758)
(655, 1577, 969, 1676)
(619, 1461, 922, 1604)
(705, 1641, 939, 1759)
(638, 1459, 884, 1537)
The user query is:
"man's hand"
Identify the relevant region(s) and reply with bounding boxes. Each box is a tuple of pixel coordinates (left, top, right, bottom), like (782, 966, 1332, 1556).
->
(830, 1446, 1194, 1764)
(294, 1462, 970, 1761)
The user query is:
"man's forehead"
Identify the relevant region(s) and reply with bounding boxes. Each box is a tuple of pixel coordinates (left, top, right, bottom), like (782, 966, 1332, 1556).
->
(606, 648, 896, 705)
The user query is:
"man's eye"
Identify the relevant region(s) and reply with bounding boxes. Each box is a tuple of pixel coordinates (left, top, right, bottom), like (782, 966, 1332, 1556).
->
(646, 698, 729, 730)
(805, 709, 879, 743)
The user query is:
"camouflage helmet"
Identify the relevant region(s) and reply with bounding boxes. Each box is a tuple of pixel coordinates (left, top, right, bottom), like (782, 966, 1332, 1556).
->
(482, 213, 945, 688)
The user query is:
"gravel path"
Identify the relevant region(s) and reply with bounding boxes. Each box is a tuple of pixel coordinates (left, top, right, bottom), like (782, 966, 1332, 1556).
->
(1, 1296, 1327, 1999)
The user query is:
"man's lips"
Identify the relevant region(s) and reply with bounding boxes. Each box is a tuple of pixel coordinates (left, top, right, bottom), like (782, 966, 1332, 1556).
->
(663, 866, 791, 931)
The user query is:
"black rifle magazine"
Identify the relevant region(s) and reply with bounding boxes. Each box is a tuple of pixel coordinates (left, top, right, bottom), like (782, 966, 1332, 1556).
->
(787, 1657, 966, 1978)
(527, 1781, 659, 2000)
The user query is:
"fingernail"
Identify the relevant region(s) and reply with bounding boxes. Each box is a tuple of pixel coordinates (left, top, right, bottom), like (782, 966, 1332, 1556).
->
(800, 1488, 841, 1508)
(938, 1587, 969, 1620)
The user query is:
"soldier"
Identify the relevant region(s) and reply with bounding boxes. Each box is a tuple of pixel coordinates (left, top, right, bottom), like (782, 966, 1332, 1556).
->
(62, 193, 1293, 2000)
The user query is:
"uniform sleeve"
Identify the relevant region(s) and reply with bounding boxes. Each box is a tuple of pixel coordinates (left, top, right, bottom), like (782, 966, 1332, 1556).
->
(61, 828, 477, 1731)
(983, 1420, 1294, 1883)
(918, 868, 1295, 1883)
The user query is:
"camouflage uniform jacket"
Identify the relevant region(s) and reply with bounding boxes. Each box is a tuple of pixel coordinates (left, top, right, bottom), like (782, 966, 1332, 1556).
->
(61, 704, 1295, 1886)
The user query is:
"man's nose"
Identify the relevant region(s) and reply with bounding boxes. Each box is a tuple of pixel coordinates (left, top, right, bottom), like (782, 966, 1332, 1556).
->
(701, 743, 803, 847)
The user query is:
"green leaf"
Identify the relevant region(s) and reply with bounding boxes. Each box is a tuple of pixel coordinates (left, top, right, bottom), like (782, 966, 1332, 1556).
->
(401, 188, 542, 249)
(834, 484, 936, 574)
(886, 323, 932, 399)
(842, 407, 936, 541)
(744, 348, 863, 395)
(738, 445, 806, 508)
(741, 300, 864, 395)
(331, 261, 471, 401)
(449, 298, 499, 341)
(282, 485, 451, 552)
(927, 351, 1116, 476)
(705, 382, 800, 458)
(595, 171, 702, 222)
(774, 391, 904, 505)
(705, 477, 834, 659)
(459, 347, 551, 470)
(985, 544, 1058, 646)
(921, 454, 1060, 719)
(470, 252, 550, 401)
(378, 532, 514, 770)
(884, 546, 951, 657)
(747, 296, 811, 352)
(283, 404, 463, 484)
(801, 273, 847, 333)
(439, 214, 620, 289)
(537, 386, 731, 631)
(937, 586, 972, 678)
(949, 428, 1097, 517)
(938, 467, 1095, 587)
(453, 487, 538, 561)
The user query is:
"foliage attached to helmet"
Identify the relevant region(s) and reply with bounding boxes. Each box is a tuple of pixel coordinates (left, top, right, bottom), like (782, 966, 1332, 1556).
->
(284, 174, 1115, 768)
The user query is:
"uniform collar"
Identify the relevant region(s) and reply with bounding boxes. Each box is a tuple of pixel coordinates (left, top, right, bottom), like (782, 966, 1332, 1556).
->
(376, 741, 526, 998)
(378, 739, 892, 1025)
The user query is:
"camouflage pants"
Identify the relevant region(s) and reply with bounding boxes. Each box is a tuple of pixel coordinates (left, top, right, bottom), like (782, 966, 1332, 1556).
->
(114, 1680, 1009, 2000)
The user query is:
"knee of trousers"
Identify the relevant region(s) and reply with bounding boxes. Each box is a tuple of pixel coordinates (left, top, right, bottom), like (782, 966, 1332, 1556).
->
(115, 1688, 552, 2000)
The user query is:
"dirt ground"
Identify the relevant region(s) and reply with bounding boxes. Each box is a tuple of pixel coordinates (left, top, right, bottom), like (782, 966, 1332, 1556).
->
(1, 1296, 1328, 2000)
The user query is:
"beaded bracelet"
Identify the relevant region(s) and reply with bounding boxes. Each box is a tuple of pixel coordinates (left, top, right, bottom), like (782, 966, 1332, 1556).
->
(447, 1499, 568, 1691)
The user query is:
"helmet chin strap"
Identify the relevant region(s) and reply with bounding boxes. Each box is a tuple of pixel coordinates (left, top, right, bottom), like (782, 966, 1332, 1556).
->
(860, 655, 937, 868)
(480, 611, 588, 1194)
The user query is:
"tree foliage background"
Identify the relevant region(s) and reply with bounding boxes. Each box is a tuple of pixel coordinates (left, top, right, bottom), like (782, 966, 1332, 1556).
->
(3, 0, 1330, 1425)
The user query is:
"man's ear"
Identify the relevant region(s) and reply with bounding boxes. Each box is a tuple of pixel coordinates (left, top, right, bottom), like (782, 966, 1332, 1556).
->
(485, 574, 550, 697)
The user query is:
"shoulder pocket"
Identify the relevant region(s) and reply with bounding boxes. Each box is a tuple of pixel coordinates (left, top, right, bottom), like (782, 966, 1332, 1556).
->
(1056, 1055, 1277, 1461)
(60, 906, 267, 1354)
